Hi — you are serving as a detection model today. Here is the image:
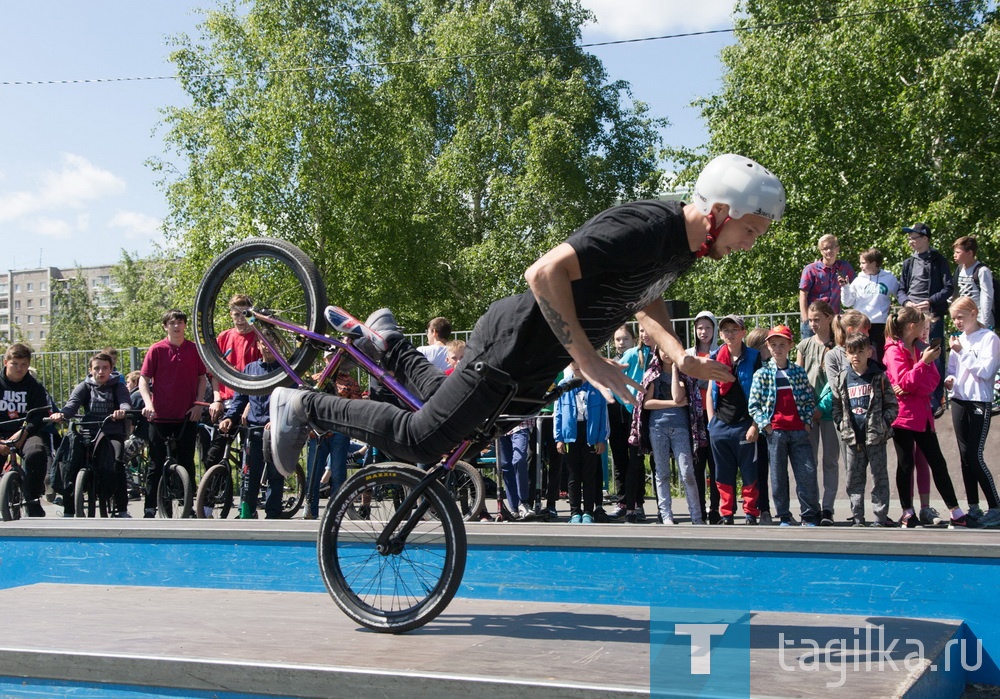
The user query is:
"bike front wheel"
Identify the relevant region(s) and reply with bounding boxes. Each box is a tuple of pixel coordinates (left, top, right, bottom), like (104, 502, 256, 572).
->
(318, 464, 467, 633)
(195, 463, 234, 519)
(74, 467, 97, 518)
(158, 463, 193, 518)
(193, 237, 328, 396)
(0, 470, 24, 521)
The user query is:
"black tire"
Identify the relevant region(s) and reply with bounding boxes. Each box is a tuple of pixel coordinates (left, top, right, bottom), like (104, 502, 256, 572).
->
(193, 237, 328, 396)
(443, 461, 486, 522)
(279, 464, 306, 519)
(157, 463, 193, 518)
(318, 464, 467, 633)
(74, 467, 97, 518)
(195, 463, 234, 519)
(0, 471, 24, 522)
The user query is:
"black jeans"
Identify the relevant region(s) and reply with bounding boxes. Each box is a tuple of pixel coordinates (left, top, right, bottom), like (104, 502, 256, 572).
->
(20, 434, 48, 503)
(147, 421, 197, 511)
(304, 341, 510, 465)
(952, 398, 999, 509)
(564, 421, 599, 516)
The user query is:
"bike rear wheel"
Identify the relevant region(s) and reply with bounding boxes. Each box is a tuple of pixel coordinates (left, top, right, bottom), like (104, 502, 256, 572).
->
(0, 470, 24, 521)
(74, 467, 97, 518)
(193, 237, 328, 396)
(318, 464, 467, 633)
(196, 463, 234, 519)
(158, 463, 193, 518)
(444, 461, 485, 522)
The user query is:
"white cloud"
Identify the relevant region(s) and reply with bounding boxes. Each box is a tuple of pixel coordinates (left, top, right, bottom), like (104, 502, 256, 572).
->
(0, 153, 126, 224)
(580, 0, 734, 39)
(30, 217, 77, 240)
(108, 210, 162, 240)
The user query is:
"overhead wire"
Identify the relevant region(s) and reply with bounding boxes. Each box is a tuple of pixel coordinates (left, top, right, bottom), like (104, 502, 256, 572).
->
(0, 0, 981, 87)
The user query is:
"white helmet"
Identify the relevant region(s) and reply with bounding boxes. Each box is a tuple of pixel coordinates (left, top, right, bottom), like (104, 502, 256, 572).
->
(692, 154, 786, 222)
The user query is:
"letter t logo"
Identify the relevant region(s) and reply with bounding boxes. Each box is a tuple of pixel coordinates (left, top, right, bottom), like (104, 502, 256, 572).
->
(674, 623, 729, 674)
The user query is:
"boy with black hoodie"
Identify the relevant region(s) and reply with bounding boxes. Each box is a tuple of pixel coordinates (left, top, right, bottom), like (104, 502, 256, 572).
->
(0, 343, 52, 517)
(830, 332, 899, 527)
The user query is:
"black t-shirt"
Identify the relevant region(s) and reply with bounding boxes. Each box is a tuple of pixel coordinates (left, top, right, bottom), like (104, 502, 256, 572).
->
(467, 200, 696, 405)
(0, 370, 51, 438)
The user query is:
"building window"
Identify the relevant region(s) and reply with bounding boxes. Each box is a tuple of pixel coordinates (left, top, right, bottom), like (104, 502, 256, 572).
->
(39, 331, 45, 340)
(27, 316, 33, 324)
(40, 282, 46, 291)
(40, 315, 47, 324)
(40, 298, 46, 308)
(27, 332, 33, 340)
(26, 282, 33, 291)
(26, 299, 33, 309)
(14, 300, 20, 310)
(14, 284, 20, 293)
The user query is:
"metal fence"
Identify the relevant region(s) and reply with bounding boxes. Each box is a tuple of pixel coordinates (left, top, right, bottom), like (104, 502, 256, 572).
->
(29, 312, 800, 405)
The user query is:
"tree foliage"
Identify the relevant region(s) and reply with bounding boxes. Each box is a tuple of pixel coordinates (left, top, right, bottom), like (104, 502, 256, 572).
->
(46, 273, 103, 352)
(153, 0, 665, 329)
(668, 0, 1000, 316)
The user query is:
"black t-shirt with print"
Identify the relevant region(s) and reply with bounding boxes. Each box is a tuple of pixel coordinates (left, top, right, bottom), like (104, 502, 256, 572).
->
(467, 200, 696, 405)
(0, 370, 50, 439)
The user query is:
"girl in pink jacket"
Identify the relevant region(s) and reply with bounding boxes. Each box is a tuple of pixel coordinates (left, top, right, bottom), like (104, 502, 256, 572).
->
(884, 306, 980, 528)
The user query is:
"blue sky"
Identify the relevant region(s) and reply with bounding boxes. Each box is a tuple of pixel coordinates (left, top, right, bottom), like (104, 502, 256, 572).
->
(0, 1, 734, 270)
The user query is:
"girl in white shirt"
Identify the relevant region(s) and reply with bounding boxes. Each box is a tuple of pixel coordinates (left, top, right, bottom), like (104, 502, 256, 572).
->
(945, 296, 1000, 526)
(841, 248, 900, 362)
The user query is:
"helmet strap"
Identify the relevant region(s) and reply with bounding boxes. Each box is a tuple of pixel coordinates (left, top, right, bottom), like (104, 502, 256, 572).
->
(695, 212, 732, 258)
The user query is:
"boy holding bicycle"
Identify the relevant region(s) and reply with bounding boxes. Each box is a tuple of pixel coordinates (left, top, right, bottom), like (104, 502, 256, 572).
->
(51, 352, 133, 517)
(0, 343, 52, 517)
(139, 309, 208, 518)
(218, 336, 285, 519)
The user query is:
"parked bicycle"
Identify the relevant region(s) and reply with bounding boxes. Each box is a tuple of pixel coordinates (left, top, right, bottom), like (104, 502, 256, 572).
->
(194, 238, 578, 632)
(195, 424, 305, 519)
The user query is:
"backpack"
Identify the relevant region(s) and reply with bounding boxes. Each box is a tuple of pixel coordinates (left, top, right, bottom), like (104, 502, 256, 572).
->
(52, 428, 90, 497)
(966, 262, 1000, 329)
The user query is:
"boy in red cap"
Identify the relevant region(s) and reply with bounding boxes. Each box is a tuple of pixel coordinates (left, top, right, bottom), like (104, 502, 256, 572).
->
(748, 325, 820, 526)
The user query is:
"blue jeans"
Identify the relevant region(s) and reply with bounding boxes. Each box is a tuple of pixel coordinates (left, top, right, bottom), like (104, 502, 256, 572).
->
(800, 320, 814, 340)
(768, 428, 820, 521)
(499, 428, 530, 511)
(307, 432, 348, 518)
(648, 412, 700, 523)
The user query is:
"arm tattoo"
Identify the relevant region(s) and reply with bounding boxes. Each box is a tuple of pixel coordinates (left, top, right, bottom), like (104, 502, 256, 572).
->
(538, 296, 573, 347)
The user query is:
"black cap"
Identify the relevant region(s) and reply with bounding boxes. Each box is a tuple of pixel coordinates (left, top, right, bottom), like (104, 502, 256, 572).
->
(903, 222, 931, 237)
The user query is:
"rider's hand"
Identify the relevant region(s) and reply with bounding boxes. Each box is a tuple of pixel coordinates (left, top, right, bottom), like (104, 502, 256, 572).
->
(575, 353, 644, 407)
(111, 409, 126, 421)
(142, 405, 155, 420)
(188, 404, 205, 422)
(675, 354, 736, 383)
(219, 418, 233, 434)
(50, 412, 64, 423)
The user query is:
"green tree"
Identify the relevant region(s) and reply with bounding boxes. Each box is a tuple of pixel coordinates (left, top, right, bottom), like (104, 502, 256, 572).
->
(102, 250, 187, 349)
(46, 272, 103, 351)
(668, 0, 998, 316)
(154, 0, 664, 329)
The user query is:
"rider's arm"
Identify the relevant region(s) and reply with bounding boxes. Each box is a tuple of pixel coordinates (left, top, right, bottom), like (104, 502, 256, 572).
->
(635, 300, 734, 383)
(525, 243, 642, 406)
(139, 375, 154, 417)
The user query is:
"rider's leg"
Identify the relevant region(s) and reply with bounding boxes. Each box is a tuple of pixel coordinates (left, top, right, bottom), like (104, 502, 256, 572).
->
(262, 461, 285, 519)
(244, 429, 266, 516)
(21, 435, 48, 517)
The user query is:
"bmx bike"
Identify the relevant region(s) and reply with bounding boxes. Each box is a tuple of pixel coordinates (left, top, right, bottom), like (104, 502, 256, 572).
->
(0, 407, 54, 521)
(63, 411, 144, 518)
(193, 237, 576, 633)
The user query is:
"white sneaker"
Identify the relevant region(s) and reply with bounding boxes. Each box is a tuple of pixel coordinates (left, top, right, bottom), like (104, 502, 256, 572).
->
(517, 503, 536, 521)
(661, 513, 676, 525)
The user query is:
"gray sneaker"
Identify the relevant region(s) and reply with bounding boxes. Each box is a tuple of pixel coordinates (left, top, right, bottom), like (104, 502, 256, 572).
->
(269, 387, 311, 477)
(919, 506, 944, 526)
(968, 504, 986, 520)
(979, 509, 1000, 527)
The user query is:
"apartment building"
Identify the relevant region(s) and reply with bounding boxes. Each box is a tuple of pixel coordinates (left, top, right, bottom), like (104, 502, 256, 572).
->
(0, 265, 116, 348)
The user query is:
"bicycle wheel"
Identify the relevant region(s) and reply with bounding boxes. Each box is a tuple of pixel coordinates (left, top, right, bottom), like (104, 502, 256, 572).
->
(193, 237, 328, 396)
(279, 464, 306, 519)
(0, 470, 24, 522)
(443, 461, 485, 522)
(157, 463, 193, 518)
(195, 463, 234, 519)
(74, 467, 97, 518)
(318, 464, 467, 633)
